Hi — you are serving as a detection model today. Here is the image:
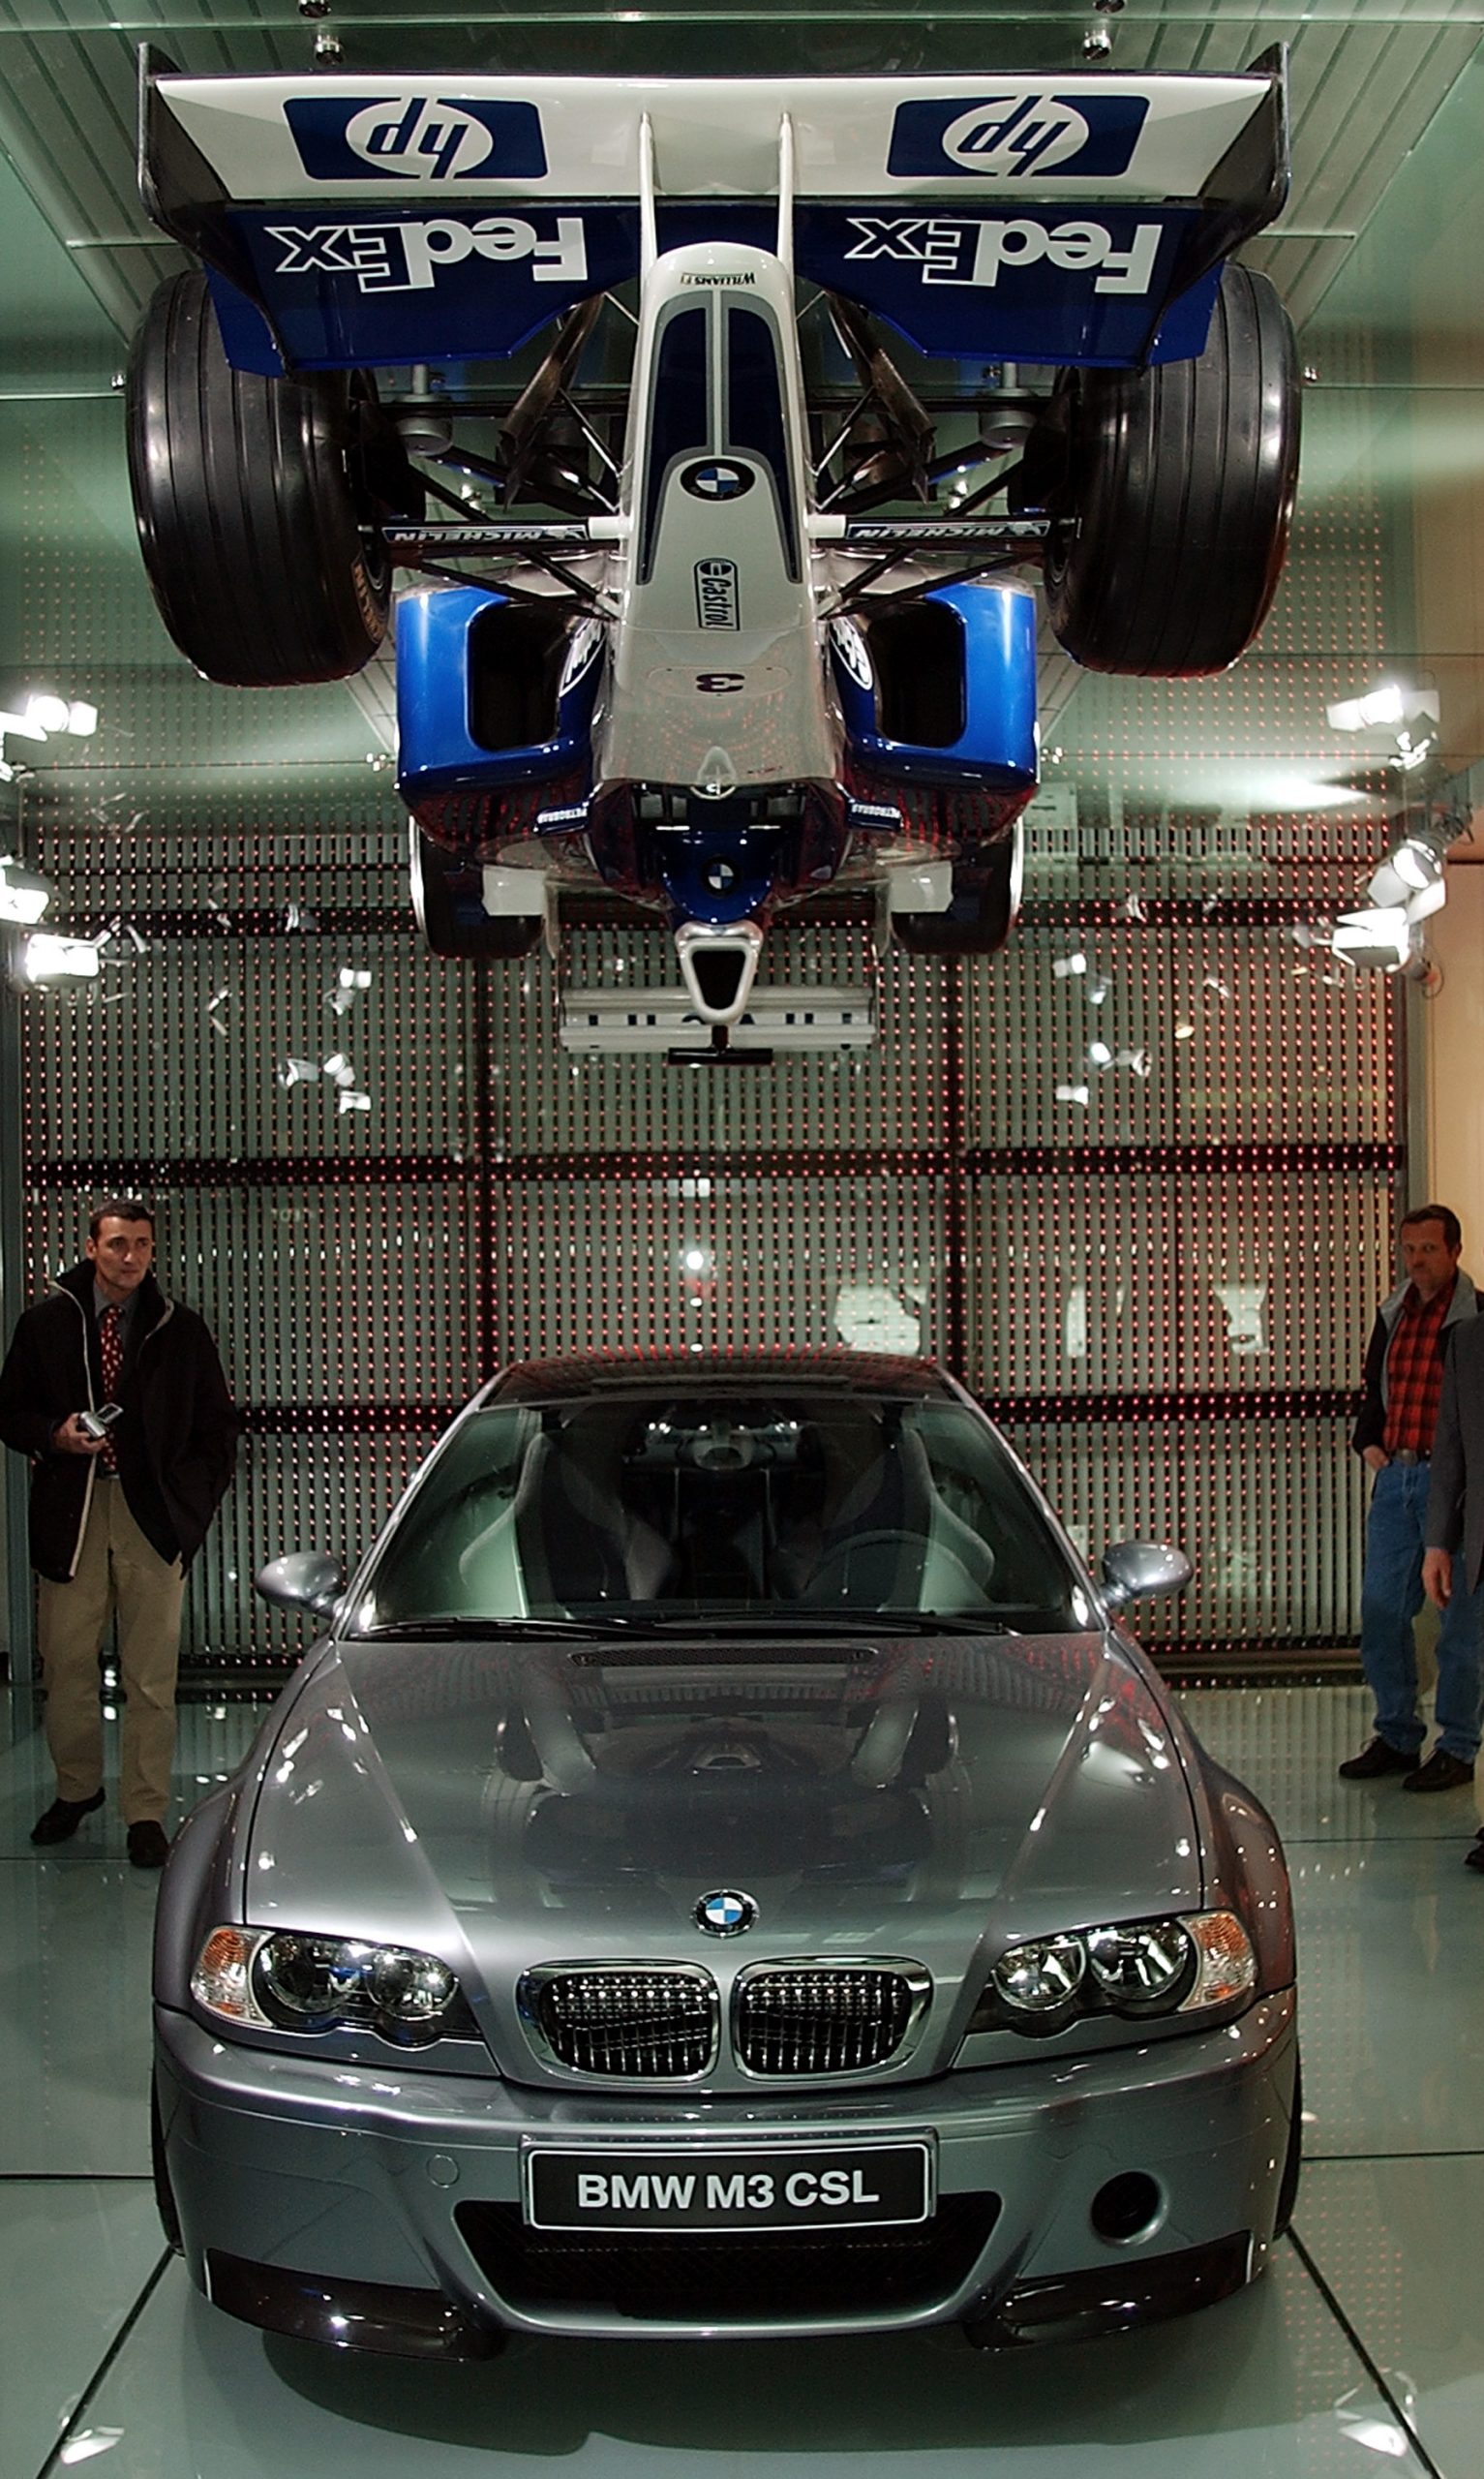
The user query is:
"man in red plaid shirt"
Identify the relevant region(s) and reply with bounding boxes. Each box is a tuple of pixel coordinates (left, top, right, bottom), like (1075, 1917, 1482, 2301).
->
(1342, 1205, 1484, 1790)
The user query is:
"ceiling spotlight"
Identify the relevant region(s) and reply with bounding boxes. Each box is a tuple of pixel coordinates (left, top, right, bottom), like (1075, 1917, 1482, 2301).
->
(0, 695, 102, 746)
(1325, 681, 1439, 736)
(19, 932, 100, 983)
(0, 862, 53, 925)
(1331, 906, 1411, 970)
(1392, 837, 1443, 891)
(1403, 876, 1447, 924)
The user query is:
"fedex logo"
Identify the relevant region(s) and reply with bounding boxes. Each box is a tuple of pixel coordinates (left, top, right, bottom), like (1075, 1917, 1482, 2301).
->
(843, 216, 1163, 295)
(284, 94, 547, 183)
(888, 92, 1147, 181)
(265, 215, 588, 293)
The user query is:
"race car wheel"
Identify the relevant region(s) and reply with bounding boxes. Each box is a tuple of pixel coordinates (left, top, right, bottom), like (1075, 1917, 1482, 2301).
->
(892, 825, 1022, 958)
(1042, 263, 1299, 677)
(409, 826, 544, 962)
(127, 270, 402, 687)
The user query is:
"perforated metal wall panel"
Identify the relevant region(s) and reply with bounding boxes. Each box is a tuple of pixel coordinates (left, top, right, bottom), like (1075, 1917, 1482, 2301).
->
(13, 819, 1394, 1672)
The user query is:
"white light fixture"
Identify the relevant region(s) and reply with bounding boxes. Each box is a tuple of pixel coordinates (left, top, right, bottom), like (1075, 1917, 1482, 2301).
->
(1326, 681, 1408, 733)
(0, 692, 102, 761)
(1391, 836, 1443, 891)
(0, 862, 53, 924)
(1331, 906, 1410, 969)
(1404, 876, 1447, 924)
(19, 932, 100, 982)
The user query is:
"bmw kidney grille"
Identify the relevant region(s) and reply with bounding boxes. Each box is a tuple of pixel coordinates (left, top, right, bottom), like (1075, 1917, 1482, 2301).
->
(520, 1962, 929, 2078)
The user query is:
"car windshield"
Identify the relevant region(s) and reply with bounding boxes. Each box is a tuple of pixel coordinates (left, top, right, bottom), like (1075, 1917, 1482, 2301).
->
(348, 1386, 1086, 1636)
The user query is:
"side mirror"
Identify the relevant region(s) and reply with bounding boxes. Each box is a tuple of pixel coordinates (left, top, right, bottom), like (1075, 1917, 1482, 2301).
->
(1100, 1540, 1193, 1609)
(255, 1549, 346, 1619)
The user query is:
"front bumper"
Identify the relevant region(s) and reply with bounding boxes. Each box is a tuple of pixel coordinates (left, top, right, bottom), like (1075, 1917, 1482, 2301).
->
(156, 1988, 1296, 2346)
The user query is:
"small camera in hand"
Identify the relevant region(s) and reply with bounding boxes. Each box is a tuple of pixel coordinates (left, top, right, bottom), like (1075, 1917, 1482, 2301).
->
(78, 1403, 123, 1442)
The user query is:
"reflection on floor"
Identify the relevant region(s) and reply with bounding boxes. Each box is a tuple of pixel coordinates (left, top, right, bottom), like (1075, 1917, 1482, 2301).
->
(2, 1682, 1480, 2478)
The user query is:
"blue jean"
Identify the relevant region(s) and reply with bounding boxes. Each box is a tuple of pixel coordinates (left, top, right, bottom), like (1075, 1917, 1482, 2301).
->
(1360, 1459, 1484, 1761)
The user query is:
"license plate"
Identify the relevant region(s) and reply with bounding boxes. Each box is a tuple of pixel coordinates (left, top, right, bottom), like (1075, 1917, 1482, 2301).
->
(524, 2140, 934, 2233)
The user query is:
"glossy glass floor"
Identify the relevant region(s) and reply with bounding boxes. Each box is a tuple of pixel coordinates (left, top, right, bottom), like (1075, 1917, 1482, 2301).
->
(3, 1682, 1481, 2479)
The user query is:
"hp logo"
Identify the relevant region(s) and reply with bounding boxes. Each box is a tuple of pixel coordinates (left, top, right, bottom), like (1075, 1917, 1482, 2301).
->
(695, 1888, 758, 1938)
(941, 95, 1092, 175)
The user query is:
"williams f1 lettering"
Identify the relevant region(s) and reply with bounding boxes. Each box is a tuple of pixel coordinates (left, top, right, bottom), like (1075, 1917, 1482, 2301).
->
(128, 53, 1300, 1055)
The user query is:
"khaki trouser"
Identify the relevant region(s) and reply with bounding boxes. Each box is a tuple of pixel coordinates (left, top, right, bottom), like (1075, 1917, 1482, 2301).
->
(38, 1475, 185, 1824)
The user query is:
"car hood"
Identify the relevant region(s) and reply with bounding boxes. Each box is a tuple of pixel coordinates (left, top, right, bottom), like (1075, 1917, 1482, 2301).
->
(242, 1632, 1203, 1972)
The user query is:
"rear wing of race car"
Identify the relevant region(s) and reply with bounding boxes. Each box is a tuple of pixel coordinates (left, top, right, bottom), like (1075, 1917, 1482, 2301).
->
(138, 48, 1288, 380)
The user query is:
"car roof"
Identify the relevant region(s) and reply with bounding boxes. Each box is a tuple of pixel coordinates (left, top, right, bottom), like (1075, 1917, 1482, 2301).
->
(488, 1349, 950, 1403)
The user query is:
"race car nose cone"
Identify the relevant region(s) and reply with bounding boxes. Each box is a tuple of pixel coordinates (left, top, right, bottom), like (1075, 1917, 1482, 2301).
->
(675, 918, 764, 1024)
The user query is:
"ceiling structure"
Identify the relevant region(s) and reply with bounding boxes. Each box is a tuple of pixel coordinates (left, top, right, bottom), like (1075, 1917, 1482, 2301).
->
(2, 1, 1483, 892)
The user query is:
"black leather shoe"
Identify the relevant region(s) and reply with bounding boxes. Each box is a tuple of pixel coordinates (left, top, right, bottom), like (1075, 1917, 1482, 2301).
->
(1338, 1738, 1418, 1780)
(1464, 1840, 1484, 1874)
(30, 1790, 105, 1845)
(126, 1820, 170, 1869)
(1403, 1748, 1475, 1793)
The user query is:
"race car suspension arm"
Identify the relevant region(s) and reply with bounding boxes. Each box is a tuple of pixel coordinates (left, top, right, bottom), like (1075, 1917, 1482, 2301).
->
(819, 519, 1051, 617)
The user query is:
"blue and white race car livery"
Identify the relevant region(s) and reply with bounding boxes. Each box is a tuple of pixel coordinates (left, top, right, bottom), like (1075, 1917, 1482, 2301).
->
(129, 53, 1299, 1054)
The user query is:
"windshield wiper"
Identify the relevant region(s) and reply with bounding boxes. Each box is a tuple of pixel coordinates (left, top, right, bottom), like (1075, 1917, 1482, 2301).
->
(351, 1609, 1042, 1645)
(350, 1616, 656, 1641)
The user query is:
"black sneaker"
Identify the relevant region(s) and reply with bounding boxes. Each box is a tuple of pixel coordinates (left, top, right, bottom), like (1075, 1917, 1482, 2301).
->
(127, 1820, 170, 1869)
(30, 1790, 105, 1845)
(1338, 1738, 1418, 1781)
(1402, 1748, 1475, 1793)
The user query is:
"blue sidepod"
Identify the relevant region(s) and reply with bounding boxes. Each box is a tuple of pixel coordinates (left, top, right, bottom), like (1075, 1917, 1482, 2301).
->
(396, 587, 602, 816)
(833, 582, 1038, 794)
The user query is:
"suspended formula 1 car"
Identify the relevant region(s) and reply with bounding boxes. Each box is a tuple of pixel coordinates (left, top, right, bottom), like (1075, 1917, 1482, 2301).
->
(128, 52, 1300, 1054)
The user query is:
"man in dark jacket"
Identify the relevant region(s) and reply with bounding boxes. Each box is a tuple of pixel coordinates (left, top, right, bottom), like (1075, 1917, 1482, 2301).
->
(1423, 1316, 1484, 1867)
(0, 1199, 238, 1866)
(1342, 1203, 1483, 1791)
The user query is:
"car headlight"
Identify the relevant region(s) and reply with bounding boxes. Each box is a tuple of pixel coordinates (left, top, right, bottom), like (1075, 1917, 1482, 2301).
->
(990, 1933, 1085, 2014)
(971, 1910, 1255, 2037)
(191, 1926, 477, 2048)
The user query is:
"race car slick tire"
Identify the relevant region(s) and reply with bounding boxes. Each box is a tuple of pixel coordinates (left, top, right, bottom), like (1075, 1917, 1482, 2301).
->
(1043, 263, 1299, 678)
(410, 826, 544, 962)
(127, 271, 394, 687)
(892, 826, 1022, 958)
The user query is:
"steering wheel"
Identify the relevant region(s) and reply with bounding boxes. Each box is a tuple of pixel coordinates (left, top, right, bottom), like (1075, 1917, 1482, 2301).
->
(801, 1531, 915, 1606)
(803, 1535, 997, 1617)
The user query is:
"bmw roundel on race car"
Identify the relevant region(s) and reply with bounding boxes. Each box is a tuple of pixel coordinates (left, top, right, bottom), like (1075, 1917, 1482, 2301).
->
(128, 52, 1300, 1053)
(151, 1351, 1299, 2355)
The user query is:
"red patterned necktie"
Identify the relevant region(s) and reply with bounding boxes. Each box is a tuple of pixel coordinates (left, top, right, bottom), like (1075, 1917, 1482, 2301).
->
(97, 1304, 122, 1472)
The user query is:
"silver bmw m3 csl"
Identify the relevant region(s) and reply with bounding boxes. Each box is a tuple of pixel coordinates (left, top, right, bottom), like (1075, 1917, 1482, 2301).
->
(153, 1351, 1298, 2356)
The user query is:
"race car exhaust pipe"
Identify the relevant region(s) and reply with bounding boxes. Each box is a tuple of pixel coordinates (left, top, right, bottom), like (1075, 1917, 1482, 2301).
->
(675, 919, 764, 1026)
